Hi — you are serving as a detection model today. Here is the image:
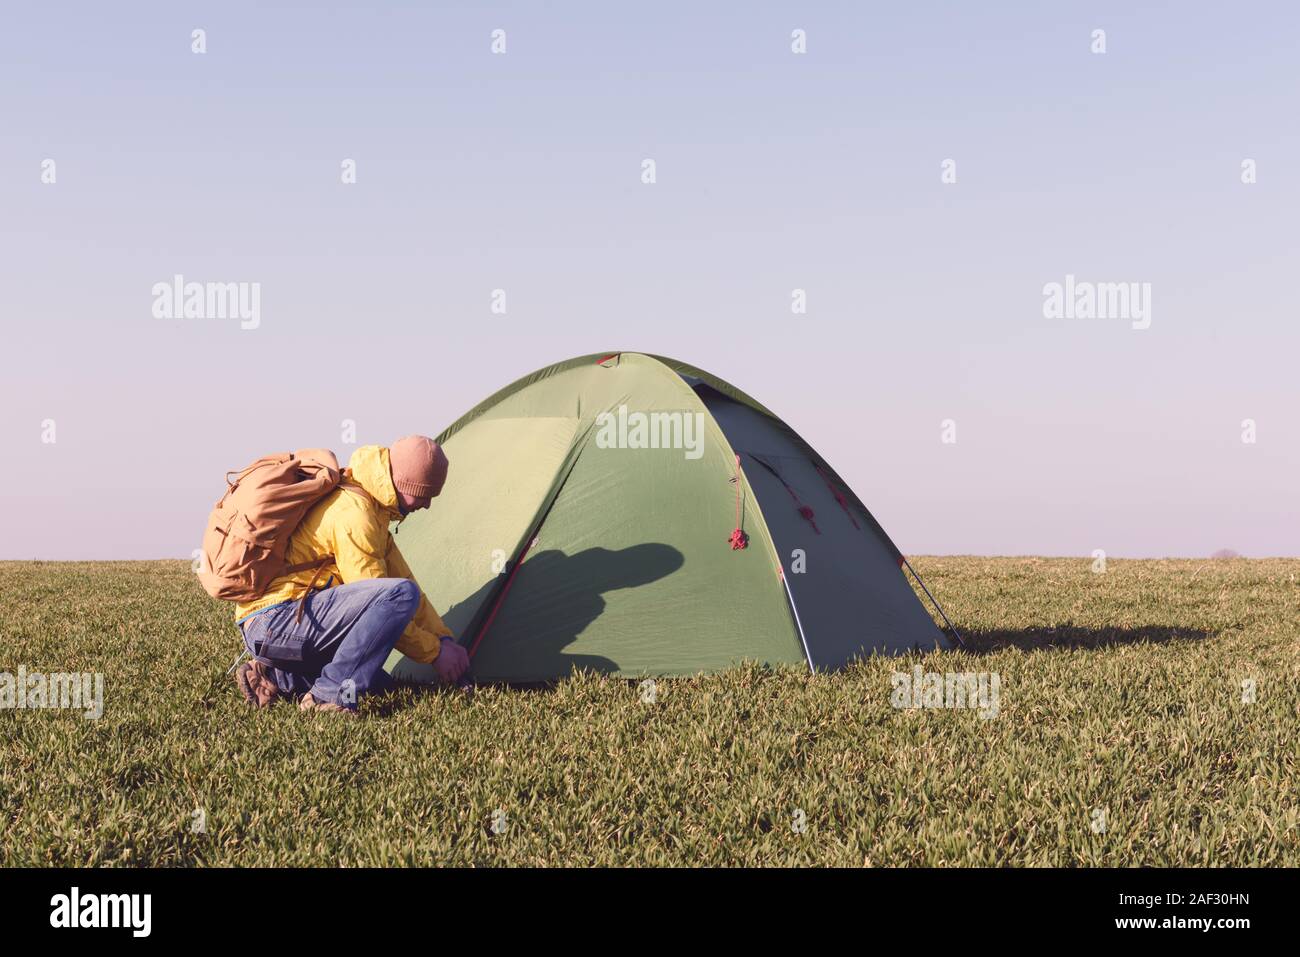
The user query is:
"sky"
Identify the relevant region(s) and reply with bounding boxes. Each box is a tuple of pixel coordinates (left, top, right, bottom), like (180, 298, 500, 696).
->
(1, 1, 1296, 559)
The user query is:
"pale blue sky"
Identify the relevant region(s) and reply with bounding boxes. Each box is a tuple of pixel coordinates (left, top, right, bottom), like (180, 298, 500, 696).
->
(2, 1, 1296, 558)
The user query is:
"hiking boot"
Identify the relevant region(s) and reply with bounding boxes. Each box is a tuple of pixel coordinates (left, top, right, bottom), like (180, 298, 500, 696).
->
(299, 692, 356, 717)
(236, 659, 281, 708)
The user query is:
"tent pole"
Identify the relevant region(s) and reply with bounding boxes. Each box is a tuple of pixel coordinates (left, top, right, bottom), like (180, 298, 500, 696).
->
(778, 569, 816, 673)
(900, 556, 965, 648)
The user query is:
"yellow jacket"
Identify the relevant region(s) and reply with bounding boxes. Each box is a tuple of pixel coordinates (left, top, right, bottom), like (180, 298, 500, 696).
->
(234, 444, 450, 662)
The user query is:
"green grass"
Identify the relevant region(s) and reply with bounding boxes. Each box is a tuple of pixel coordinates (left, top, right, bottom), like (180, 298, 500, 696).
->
(0, 557, 1295, 866)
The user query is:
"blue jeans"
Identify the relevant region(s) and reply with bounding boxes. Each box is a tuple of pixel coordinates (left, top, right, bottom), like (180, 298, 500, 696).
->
(239, 578, 420, 709)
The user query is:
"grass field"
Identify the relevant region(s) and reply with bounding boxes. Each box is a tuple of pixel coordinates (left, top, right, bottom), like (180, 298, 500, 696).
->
(0, 558, 1295, 866)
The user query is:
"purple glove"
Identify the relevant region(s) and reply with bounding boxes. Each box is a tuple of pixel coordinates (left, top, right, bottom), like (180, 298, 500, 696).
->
(433, 637, 470, 685)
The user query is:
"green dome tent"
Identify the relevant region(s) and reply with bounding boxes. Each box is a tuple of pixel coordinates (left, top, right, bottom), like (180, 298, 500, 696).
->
(387, 352, 956, 683)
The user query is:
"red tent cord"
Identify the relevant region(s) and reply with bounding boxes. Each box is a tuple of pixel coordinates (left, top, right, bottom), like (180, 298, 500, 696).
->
(729, 454, 748, 549)
(777, 478, 819, 535)
(468, 533, 537, 657)
(746, 453, 820, 534)
(815, 465, 860, 530)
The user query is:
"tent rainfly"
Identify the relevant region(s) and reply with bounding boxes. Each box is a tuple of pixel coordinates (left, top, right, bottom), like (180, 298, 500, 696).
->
(388, 352, 956, 683)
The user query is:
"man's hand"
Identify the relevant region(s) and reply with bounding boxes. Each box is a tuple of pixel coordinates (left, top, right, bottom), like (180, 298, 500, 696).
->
(434, 637, 470, 684)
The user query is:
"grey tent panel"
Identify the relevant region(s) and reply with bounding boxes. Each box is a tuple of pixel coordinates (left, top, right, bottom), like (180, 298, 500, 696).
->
(698, 389, 947, 665)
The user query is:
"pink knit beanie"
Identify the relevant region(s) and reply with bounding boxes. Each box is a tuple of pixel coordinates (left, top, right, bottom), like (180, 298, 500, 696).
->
(389, 435, 449, 499)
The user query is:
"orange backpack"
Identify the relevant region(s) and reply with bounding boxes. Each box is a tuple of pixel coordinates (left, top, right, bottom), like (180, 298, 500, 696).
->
(197, 449, 344, 602)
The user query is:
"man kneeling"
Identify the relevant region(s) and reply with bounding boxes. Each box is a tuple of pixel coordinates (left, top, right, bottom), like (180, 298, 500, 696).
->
(234, 436, 469, 714)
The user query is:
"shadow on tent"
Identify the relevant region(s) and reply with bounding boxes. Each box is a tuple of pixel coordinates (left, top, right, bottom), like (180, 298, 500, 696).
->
(461, 542, 686, 678)
(383, 542, 687, 700)
(958, 625, 1213, 654)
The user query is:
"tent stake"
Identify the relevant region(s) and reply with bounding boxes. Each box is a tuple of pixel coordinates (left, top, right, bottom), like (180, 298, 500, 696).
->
(900, 556, 965, 648)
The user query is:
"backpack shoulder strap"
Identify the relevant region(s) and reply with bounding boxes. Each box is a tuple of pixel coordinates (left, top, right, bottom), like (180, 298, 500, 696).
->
(281, 474, 380, 624)
(337, 471, 377, 508)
